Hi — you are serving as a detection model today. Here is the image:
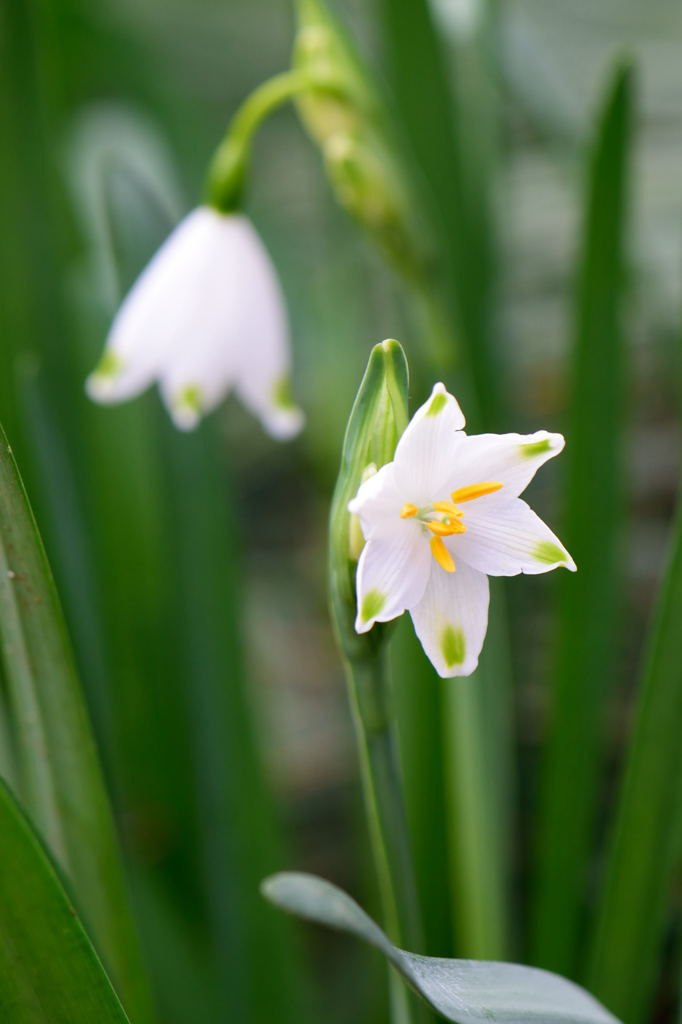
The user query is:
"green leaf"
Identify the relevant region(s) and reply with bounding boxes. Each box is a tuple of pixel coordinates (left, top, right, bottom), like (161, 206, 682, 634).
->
(262, 872, 621, 1024)
(531, 62, 634, 976)
(379, 0, 501, 425)
(0, 778, 129, 1024)
(0, 424, 153, 1023)
(586, 494, 682, 1020)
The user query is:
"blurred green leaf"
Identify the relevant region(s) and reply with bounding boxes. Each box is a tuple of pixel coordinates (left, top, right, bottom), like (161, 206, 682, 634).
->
(532, 62, 634, 975)
(380, 0, 513, 963)
(0, 423, 153, 1024)
(263, 872, 621, 1024)
(586, 494, 682, 1021)
(0, 778, 129, 1024)
(379, 0, 501, 422)
(166, 429, 311, 1024)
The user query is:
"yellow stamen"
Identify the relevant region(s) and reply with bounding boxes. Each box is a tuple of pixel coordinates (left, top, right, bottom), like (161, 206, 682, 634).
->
(400, 503, 418, 518)
(430, 536, 455, 572)
(427, 519, 467, 537)
(432, 500, 464, 517)
(451, 481, 503, 503)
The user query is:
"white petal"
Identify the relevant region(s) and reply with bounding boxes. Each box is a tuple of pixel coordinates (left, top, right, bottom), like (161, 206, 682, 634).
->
(354, 524, 431, 633)
(87, 207, 224, 403)
(348, 462, 404, 539)
(409, 560, 489, 677)
(447, 430, 565, 504)
(392, 383, 467, 505)
(454, 498, 576, 576)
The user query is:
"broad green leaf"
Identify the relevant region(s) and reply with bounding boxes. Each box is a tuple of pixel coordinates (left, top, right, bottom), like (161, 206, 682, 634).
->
(263, 872, 621, 1024)
(0, 424, 153, 1023)
(532, 62, 633, 975)
(0, 778, 129, 1024)
(587, 494, 682, 1020)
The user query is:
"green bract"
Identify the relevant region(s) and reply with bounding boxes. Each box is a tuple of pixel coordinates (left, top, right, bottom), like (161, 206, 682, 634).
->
(328, 340, 409, 661)
(293, 0, 427, 281)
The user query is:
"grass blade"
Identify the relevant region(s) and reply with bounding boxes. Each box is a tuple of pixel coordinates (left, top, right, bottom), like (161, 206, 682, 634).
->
(586, 496, 682, 1021)
(0, 777, 130, 1024)
(531, 62, 634, 975)
(0, 424, 153, 1023)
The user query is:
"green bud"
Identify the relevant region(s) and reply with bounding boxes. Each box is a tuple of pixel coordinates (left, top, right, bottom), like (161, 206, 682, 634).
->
(293, 0, 427, 281)
(329, 340, 409, 661)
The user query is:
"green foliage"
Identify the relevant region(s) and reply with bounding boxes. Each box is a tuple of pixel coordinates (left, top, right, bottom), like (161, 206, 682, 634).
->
(0, 778, 130, 1024)
(0, 425, 153, 1023)
(587, 496, 682, 1021)
(532, 62, 633, 976)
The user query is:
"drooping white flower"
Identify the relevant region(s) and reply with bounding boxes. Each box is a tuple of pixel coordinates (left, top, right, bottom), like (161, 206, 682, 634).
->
(86, 206, 304, 439)
(348, 383, 576, 678)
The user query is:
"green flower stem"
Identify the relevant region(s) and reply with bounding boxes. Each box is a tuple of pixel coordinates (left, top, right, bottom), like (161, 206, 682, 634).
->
(205, 70, 316, 211)
(344, 646, 422, 1022)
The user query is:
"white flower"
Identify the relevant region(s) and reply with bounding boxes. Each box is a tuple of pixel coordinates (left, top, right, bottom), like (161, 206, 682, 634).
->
(348, 383, 576, 678)
(86, 206, 304, 439)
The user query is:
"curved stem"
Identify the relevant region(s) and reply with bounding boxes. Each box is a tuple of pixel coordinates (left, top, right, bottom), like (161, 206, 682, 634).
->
(229, 70, 312, 148)
(204, 70, 313, 211)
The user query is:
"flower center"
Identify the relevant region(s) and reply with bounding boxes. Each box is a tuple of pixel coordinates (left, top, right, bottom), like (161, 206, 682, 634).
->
(400, 481, 503, 574)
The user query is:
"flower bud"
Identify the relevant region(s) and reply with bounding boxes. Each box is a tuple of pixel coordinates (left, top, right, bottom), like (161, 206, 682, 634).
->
(293, 0, 427, 282)
(329, 340, 409, 660)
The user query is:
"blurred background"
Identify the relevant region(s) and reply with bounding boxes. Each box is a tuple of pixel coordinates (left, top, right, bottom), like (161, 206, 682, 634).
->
(1, 0, 681, 1022)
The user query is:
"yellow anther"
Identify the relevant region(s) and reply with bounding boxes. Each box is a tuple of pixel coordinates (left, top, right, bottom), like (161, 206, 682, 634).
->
(427, 519, 467, 537)
(430, 536, 456, 573)
(432, 500, 464, 518)
(400, 503, 418, 519)
(451, 481, 503, 503)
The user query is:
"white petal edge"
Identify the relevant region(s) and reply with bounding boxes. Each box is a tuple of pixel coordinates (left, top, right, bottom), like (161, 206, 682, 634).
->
(392, 383, 467, 505)
(446, 430, 565, 504)
(231, 218, 303, 439)
(454, 498, 576, 576)
(354, 524, 431, 633)
(409, 560, 490, 678)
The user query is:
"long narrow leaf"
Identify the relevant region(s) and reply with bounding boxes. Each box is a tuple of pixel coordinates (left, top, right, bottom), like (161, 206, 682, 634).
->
(0, 424, 153, 1023)
(167, 430, 309, 1023)
(379, 0, 513, 961)
(531, 62, 633, 975)
(586, 495, 682, 1021)
(0, 778, 129, 1024)
(379, 0, 501, 425)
